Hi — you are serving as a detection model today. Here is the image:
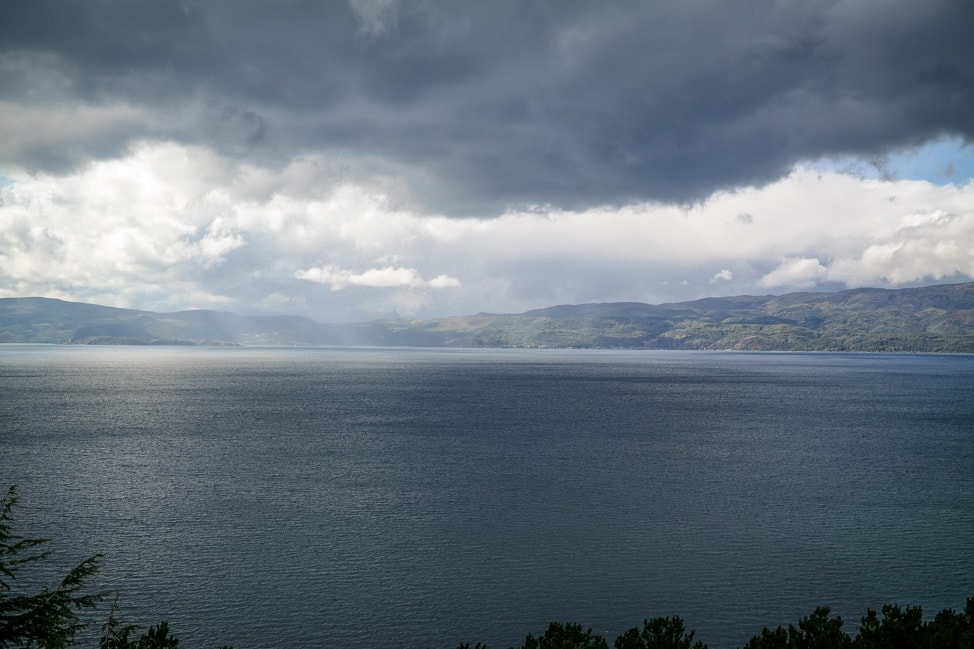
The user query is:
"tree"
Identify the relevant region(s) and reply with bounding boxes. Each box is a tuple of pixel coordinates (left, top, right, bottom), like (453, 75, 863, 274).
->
(854, 603, 925, 649)
(1, 486, 106, 648)
(742, 625, 791, 649)
(0, 486, 230, 649)
(925, 597, 974, 649)
(742, 607, 850, 649)
(790, 607, 850, 649)
(614, 616, 707, 649)
(98, 601, 182, 649)
(516, 621, 609, 649)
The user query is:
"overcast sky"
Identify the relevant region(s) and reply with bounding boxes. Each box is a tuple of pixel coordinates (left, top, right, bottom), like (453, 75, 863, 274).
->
(2, 1, 973, 321)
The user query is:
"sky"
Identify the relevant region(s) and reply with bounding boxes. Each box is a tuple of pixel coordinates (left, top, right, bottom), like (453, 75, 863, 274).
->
(1, 1, 973, 322)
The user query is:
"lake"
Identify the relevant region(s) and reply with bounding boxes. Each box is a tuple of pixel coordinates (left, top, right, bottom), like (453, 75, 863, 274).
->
(1, 346, 972, 648)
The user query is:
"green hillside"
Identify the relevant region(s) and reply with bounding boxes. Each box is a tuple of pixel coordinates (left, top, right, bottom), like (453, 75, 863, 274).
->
(379, 283, 974, 352)
(2, 282, 973, 352)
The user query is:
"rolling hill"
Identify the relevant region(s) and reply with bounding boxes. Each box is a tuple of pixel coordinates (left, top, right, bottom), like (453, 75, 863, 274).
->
(2, 282, 973, 352)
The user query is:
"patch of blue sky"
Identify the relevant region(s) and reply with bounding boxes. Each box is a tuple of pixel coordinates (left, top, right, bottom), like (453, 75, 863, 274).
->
(805, 136, 974, 185)
(887, 137, 974, 184)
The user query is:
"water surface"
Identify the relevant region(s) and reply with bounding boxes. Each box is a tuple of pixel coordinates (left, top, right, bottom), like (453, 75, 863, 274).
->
(2, 346, 972, 648)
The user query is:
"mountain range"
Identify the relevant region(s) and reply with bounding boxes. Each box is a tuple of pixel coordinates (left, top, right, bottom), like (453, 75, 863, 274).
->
(2, 282, 974, 352)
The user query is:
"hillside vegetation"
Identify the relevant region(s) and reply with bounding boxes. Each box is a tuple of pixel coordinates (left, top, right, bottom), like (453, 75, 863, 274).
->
(406, 282, 974, 352)
(2, 282, 973, 352)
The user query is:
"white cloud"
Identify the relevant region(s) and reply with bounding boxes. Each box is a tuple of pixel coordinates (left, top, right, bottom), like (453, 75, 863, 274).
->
(429, 275, 463, 289)
(1, 140, 972, 320)
(827, 210, 974, 285)
(295, 264, 461, 291)
(759, 257, 829, 289)
(196, 220, 246, 267)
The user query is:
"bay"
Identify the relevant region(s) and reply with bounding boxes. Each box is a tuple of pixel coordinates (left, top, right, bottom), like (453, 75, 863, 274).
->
(1, 346, 972, 648)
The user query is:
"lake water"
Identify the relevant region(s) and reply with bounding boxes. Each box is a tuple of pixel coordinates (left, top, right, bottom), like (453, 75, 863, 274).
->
(1, 346, 972, 648)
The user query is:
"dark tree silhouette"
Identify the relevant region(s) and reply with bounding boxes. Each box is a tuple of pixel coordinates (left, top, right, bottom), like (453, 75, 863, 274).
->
(614, 616, 707, 649)
(1, 486, 106, 648)
(1, 486, 230, 649)
(516, 621, 609, 649)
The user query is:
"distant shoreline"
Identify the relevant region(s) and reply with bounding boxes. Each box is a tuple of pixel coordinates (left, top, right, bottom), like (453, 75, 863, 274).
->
(2, 281, 973, 352)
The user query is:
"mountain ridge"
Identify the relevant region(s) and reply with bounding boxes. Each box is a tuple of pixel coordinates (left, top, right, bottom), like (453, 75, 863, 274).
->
(2, 282, 974, 352)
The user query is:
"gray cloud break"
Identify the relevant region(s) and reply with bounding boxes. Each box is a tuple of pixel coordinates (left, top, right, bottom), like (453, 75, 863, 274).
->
(3, 0, 972, 213)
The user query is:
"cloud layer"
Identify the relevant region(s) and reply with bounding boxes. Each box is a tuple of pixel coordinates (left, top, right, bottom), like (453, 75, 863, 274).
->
(3, 1, 973, 212)
(1, 2, 972, 319)
(2, 141, 971, 320)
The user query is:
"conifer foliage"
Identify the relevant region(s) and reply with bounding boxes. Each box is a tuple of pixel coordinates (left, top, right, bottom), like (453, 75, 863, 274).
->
(0, 487, 231, 649)
(0, 486, 105, 648)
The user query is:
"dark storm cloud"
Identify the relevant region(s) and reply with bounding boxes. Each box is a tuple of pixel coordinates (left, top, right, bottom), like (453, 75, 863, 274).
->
(3, 0, 973, 212)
